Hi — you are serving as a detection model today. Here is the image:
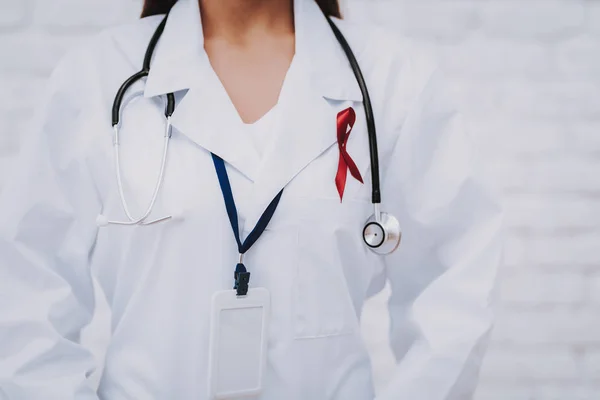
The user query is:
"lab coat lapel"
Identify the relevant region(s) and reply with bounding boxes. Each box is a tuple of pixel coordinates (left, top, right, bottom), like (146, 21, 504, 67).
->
(245, 66, 335, 227)
(170, 84, 261, 182)
(143, 0, 203, 98)
(243, 0, 364, 227)
(142, 0, 260, 181)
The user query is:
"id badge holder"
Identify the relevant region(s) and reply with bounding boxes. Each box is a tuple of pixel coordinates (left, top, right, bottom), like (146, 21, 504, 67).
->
(208, 287, 270, 399)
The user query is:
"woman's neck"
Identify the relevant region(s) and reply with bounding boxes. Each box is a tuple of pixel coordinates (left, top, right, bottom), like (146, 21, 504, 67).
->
(200, 0, 294, 44)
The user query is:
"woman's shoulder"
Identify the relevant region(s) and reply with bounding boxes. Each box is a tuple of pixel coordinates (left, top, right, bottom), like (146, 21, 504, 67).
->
(95, 15, 166, 68)
(333, 17, 439, 93)
(39, 16, 167, 146)
(332, 17, 443, 139)
(50, 15, 165, 91)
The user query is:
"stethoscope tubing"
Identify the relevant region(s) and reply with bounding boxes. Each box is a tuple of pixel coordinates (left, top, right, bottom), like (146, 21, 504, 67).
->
(105, 12, 401, 255)
(107, 14, 174, 226)
(111, 15, 174, 127)
(108, 117, 173, 226)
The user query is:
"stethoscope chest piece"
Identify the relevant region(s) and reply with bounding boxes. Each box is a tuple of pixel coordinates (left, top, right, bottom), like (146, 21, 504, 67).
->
(363, 210, 401, 255)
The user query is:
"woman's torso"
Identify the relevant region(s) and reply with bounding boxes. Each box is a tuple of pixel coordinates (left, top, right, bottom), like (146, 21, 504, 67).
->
(67, 0, 423, 397)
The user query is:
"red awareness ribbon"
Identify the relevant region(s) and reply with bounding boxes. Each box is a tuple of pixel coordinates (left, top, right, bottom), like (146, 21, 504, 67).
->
(335, 107, 363, 201)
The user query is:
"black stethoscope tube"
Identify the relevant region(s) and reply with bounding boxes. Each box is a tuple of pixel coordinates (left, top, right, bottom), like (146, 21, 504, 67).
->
(111, 15, 175, 127)
(324, 17, 381, 205)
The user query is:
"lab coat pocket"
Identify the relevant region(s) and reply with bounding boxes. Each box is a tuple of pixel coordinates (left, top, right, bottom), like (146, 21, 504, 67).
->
(293, 197, 370, 339)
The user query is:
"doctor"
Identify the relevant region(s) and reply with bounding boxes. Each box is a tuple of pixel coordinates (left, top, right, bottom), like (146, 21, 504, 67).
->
(0, 0, 502, 399)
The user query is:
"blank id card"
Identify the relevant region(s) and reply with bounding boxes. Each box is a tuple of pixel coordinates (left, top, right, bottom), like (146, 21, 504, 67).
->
(208, 288, 270, 399)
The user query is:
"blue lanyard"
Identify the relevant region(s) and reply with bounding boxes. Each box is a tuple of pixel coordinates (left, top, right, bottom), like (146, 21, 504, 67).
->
(211, 153, 283, 296)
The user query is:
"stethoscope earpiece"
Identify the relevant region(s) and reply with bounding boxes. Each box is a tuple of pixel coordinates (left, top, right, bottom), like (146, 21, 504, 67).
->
(363, 207, 401, 255)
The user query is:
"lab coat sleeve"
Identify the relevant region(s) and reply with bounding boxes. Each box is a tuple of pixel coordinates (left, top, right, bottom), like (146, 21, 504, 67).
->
(0, 50, 101, 399)
(376, 65, 503, 400)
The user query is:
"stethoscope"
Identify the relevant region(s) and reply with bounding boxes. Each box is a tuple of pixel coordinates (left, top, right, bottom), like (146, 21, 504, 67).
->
(108, 12, 401, 255)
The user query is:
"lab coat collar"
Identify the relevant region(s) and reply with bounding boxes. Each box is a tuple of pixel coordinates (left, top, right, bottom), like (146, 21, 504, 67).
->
(242, 62, 345, 228)
(141, 0, 364, 221)
(143, 0, 362, 102)
(143, 0, 205, 98)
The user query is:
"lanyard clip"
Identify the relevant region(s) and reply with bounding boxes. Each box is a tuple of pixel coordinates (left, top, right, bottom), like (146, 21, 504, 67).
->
(234, 260, 250, 296)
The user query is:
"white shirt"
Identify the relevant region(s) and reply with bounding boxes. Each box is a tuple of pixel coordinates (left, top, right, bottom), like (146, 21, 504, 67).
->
(242, 104, 280, 159)
(236, 105, 279, 225)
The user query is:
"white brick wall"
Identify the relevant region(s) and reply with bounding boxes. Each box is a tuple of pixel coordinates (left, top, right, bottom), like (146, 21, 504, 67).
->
(1, 0, 599, 398)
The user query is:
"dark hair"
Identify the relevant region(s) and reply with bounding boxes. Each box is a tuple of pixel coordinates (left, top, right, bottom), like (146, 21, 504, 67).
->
(141, 0, 341, 19)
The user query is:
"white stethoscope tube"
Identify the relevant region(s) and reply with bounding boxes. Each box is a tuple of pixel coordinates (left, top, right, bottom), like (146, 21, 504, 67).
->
(101, 116, 173, 226)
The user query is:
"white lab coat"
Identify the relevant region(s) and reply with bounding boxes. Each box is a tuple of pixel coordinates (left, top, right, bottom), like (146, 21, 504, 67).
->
(0, 0, 503, 399)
